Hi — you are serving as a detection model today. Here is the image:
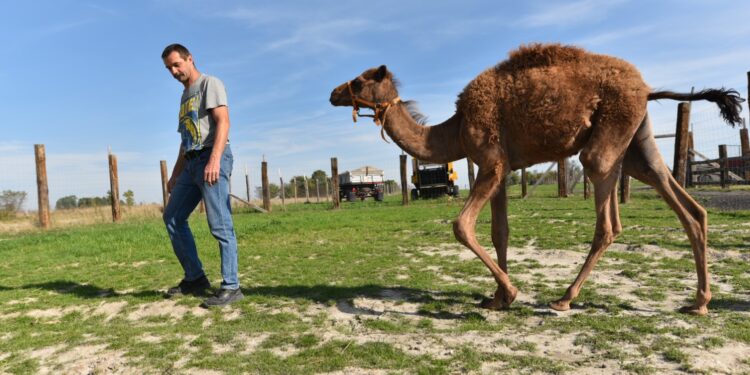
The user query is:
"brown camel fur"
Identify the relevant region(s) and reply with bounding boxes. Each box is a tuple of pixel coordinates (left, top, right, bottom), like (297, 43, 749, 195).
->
(329, 43, 744, 315)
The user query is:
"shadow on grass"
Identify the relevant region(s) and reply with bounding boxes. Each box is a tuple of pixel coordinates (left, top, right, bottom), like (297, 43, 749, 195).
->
(245, 284, 553, 321)
(709, 296, 750, 312)
(247, 284, 477, 305)
(0, 280, 161, 299)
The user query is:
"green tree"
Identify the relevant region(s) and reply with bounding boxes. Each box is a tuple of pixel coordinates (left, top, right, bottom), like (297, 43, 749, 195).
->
(506, 171, 520, 185)
(123, 190, 135, 206)
(55, 195, 78, 209)
(255, 183, 280, 199)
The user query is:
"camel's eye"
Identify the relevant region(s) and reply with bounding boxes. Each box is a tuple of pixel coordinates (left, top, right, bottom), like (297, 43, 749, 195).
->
(350, 79, 362, 91)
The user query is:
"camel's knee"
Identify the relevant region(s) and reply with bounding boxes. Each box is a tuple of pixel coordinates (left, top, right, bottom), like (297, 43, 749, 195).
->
(453, 219, 472, 245)
(579, 152, 610, 179)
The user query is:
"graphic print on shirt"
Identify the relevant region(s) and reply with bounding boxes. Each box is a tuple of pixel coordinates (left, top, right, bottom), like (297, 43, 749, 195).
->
(179, 93, 201, 151)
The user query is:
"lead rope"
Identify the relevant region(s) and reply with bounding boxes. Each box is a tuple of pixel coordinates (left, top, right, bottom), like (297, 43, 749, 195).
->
(375, 97, 401, 144)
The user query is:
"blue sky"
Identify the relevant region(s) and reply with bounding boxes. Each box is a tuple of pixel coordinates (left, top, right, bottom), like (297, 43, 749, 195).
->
(2, 0, 749, 209)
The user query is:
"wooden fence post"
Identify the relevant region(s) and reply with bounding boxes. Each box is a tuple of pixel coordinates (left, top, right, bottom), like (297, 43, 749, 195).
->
(108, 153, 121, 222)
(619, 170, 630, 204)
(719, 144, 728, 189)
(673, 102, 691, 186)
(740, 127, 750, 181)
(303, 176, 310, 203)
(292, 177, 298, 204)
(34, 144, 50, 229)
(316, 179, 321, 203)
(557, 159, 567, 198)
(686, 131, 695, 187)
(520, 168, 527, 198)
(245, 165, 251, 202)
(324, 179, 330, 202)
(160, 160, 169, 208)
(467, 157, 476, 192)
(583, 169, 591, 200)
(400, 154, 409, 205)
(261, 159, 271, 212)
(279, 174, 285, 210)
(331, 157, 340, 209)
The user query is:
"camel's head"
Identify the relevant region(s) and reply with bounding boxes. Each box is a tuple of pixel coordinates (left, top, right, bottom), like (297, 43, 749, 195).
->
(329, 65, 399, 108)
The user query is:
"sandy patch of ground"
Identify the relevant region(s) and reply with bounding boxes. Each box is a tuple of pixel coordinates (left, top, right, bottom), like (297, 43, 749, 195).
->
(91, 300, 128, 322)
(6, 297, 38, 305)
(127, 300, 209, 321)
(180, 369, 225, 375)
(137, 333, 163, 344)
(25, 306, 86, 322)
(27, 344, 136, 375)
(222, 306, 242, 321)
(239, 333, 271, 355)
(683, 343, 750, 375)
(320, 368, 390, 375)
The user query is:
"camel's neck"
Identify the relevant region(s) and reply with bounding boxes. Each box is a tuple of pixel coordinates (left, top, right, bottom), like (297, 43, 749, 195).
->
(381, 104, 465, 163)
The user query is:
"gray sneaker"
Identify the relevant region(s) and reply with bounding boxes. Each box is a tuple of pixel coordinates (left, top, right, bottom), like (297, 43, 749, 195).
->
(164, 275, 211, 298)
(201, 288, 244, 308)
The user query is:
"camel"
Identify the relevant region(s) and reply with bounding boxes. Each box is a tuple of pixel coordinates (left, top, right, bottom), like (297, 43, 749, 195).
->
(329, 44, 743, 315)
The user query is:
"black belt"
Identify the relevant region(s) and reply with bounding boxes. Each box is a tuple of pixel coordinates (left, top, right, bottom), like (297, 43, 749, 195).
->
(184, 147, 211, 161)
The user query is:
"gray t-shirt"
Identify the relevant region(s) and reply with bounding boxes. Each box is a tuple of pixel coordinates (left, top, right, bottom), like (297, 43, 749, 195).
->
(178, 74, 228, 152)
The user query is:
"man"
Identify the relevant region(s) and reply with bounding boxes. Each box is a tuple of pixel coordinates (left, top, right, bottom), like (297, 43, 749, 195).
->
(161, 43, 243, 307)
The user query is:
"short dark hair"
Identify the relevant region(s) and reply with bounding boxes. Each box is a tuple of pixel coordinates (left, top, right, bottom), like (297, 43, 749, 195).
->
(161, 43, 191, 60)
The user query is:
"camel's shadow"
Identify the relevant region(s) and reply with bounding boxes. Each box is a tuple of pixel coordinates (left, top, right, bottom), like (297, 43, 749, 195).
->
(247, 284, 551, 321)
(3, 281, 746, 317)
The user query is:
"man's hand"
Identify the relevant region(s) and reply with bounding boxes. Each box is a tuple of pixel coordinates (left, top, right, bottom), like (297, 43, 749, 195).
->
(204, 157, 221, 186)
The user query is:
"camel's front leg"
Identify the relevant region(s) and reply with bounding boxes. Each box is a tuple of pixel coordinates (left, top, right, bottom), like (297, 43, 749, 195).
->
(481, 180, 512, 309)
(550, 169, 620, 311)
(454, 165, 517, 310)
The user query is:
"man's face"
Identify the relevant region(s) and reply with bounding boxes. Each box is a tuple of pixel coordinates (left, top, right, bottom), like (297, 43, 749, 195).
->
(163, 51, 193, 84)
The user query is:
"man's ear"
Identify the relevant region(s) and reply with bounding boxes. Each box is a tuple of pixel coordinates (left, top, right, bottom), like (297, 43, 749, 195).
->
(375, 65, 388, 82)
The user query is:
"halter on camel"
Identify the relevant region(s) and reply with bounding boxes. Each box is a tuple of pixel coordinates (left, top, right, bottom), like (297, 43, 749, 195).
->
(347, 80, 400, 143)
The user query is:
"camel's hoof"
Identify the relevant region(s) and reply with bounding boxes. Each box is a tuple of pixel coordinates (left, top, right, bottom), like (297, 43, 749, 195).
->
(479, 297, 508, 310)
(679, 304, 708, 316)
(549, 300, 571, 312)
(479, 286, 518, 310)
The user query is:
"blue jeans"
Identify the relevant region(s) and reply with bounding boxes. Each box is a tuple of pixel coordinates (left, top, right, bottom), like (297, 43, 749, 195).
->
(163, 145, 239, 290)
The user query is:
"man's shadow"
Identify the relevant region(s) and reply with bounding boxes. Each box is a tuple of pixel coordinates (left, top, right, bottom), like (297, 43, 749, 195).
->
(0, 280, 161, 300)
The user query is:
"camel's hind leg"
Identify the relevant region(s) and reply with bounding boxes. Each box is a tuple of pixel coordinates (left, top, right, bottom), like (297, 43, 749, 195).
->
(491, 180, 510, 273)
(454, 164, 518, 310)
(550, 100, 645, 311)
(623, 114, 710, 315)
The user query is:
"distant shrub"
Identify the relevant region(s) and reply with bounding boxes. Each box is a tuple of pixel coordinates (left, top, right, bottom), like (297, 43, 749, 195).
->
(0, 190, 27, 220)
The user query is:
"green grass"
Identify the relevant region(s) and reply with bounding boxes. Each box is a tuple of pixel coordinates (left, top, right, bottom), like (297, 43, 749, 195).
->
(0, 185, 749, 374)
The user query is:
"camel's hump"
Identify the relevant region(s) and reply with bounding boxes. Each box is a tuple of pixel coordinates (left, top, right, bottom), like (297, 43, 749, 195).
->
(495, 43, 589, 72)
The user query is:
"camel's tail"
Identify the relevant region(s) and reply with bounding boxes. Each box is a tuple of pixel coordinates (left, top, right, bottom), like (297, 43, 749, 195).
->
(648, 88, 745, 127)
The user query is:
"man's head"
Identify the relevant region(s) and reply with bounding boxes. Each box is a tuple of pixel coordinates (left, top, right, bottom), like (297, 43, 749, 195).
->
(162, 43, 198, 86)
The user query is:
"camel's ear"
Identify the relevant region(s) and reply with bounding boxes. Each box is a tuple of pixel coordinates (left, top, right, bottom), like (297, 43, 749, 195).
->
(375, 65, 388, 82)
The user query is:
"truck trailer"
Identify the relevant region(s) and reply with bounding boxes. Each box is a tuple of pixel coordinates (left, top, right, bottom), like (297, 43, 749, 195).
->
(339, 166, 385, 202)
